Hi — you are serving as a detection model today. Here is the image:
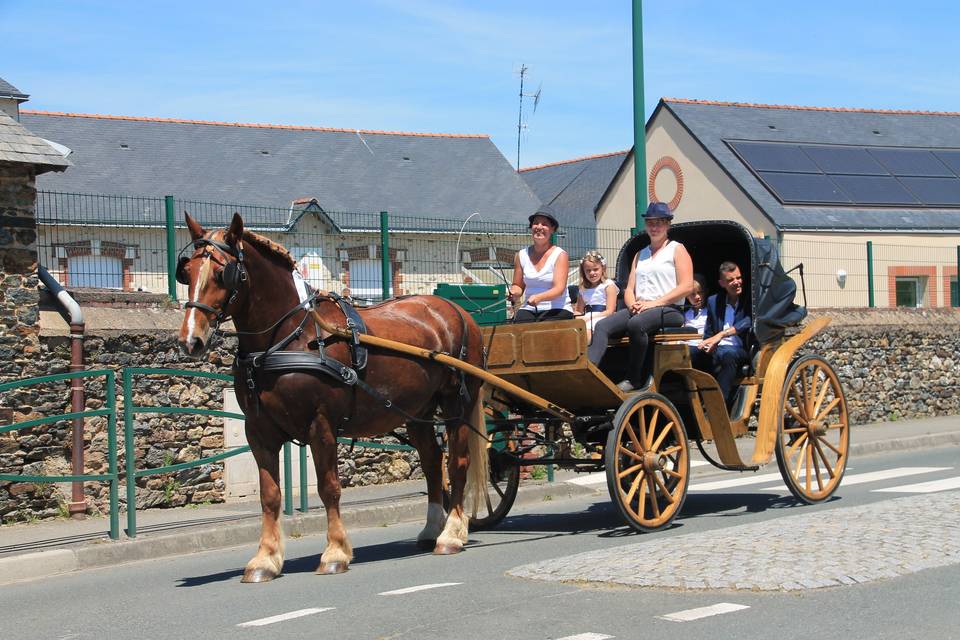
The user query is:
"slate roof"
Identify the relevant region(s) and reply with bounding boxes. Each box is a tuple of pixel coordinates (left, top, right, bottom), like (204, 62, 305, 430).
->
(0, 77, 28, 101)
(660, 98, 960, 231)
(0, 110, 70, 171)
(21, 111, 541, 227)
(520, 150, 629, 230)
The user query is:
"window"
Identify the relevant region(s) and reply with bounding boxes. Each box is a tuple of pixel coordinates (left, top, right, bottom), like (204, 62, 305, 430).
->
(349, 259, 391, 302)
(68, 255, 123, 289)
(895, 276, 926, 308)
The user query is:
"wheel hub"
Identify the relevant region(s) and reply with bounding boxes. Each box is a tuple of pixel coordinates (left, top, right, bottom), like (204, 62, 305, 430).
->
(641, 452, 665, 474)
(807, 420, 827, 437)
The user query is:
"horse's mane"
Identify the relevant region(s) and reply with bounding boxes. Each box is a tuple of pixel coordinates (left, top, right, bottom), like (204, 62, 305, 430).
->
(241, 230, 297, 271)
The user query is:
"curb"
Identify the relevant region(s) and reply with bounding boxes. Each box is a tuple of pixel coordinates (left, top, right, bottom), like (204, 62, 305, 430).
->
(1, 432, 956, 585)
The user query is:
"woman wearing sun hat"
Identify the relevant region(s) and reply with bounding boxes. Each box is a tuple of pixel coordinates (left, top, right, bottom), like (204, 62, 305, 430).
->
(507, 205, 574, 323)
(587, 201, 694, 392)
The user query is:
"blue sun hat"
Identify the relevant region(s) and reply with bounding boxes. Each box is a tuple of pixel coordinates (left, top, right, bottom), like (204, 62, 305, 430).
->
(642, 201, 674, 220)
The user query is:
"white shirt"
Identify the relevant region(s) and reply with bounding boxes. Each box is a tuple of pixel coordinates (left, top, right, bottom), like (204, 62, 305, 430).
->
(633, 240, 684, 305)
(718, 301, 744, 349)
(518, 246, 573, 312)
(580, 278, 617, 311)
(683, 307, 707, 346)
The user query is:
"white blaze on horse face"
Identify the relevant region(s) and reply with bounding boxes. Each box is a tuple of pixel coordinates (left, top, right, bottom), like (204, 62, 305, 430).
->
(185, 254, 213, 345)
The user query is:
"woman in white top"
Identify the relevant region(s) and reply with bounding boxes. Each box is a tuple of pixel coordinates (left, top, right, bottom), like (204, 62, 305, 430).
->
(588, 202, 694, 392)
(575, 250, 619, 340)
(508, 208, 574, 323)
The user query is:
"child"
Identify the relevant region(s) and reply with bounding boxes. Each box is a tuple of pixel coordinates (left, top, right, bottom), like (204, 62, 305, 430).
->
(684, 274, 710, 370)
(575, 250, 619, 342)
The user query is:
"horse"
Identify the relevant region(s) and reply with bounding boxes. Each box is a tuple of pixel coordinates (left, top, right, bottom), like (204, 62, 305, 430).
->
(175, 212, 488, 583)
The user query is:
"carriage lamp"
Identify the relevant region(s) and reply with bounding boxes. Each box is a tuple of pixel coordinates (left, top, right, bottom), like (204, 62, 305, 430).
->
(836, 268, 847, 288)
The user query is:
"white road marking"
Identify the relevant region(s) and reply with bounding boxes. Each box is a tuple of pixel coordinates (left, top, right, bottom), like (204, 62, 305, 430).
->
(567, 461, 709, 487)
(761, 466, 950, 491)
(378, 582, 462, 596)
(554, 634, 614, 640)
(237, 608, 334, 627)
(690, 471, 787, 491)
(874, 476, 960, 494)
(659, 602, 750, 622)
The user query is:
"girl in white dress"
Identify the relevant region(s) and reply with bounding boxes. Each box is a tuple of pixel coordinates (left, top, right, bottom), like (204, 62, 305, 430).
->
(575, 251, 619, 341)
(683, 274, 711, 371)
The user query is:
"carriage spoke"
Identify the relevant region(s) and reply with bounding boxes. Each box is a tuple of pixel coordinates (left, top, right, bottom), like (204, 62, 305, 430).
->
(650, 421, 674, 451)
(647, 475, 661, 518)
(624, 469, 645, 506)
(810, 442, 824, 491)
(627, 417, 646, 454)
(652, 472, 675, 504)
(805, 444, 815, 492)
(618, 463, 644, 480)
(789, 387, 808, 421)
(660, 444, 683, 457)
(803, 368, 814, 418)
(820, 437, 844, 456)
(646, 408, 660, 448)
(787, 431, 809, 454)
(812, 438, 836, 479)
(636, 477, 648, 519)
(661, 467, 682, 479)
(815, 397, 842, 423)
(783, 425, 806, 434)
(813, 374, 830, 419)
(826, 421, 847, 430)
(617, 444, 644, 462)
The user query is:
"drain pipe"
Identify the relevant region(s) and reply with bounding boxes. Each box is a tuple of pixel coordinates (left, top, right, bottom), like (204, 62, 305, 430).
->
(38, 266, 87, 518)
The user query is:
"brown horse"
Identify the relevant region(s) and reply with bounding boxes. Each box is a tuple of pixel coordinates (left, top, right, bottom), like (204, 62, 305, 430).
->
(176, 212, 488, 583)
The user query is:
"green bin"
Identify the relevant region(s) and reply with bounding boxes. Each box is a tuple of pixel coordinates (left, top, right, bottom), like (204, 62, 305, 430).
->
(433, 283, 507, 326)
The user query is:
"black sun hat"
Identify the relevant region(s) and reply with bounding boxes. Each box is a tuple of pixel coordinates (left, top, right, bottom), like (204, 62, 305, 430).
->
(528, 205, 560, 230)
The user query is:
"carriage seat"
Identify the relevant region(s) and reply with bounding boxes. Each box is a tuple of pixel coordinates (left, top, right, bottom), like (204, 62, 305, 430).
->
(606, 326, 701, 347)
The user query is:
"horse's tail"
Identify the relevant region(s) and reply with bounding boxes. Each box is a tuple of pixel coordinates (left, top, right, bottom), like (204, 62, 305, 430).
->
(465, 384, 489, 520)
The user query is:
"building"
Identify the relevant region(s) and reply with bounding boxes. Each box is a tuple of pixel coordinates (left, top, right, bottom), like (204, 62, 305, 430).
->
(596, 98, 960, 308)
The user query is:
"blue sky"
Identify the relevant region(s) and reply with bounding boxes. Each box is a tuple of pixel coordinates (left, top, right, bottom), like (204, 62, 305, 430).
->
(2, 0, 958, 168)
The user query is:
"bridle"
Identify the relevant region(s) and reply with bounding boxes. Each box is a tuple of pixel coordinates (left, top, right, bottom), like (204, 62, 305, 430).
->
(176, 235, 248, 327)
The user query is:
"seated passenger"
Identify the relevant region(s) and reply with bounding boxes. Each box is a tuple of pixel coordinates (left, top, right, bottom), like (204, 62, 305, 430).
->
(683, 273, 711, 371)
(507, 207, 574, 322)
(588, 202, 693, 392)
(698, 261, 752, 408)
(575, 250, 619, 342)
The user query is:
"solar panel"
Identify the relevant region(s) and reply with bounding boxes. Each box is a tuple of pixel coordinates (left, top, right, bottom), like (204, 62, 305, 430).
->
(801, 145, 886, 175)
(868, 148, 953, 177)
(831, 175, 919, 205)
(758, 171, 850, 204)
(731, 142, 819, 173)
(933, 151, 960, 176)
(898, 177, 960, 206)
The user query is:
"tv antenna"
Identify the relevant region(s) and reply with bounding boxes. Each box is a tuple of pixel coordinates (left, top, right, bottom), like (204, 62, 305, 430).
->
(516, 64, 542, 172)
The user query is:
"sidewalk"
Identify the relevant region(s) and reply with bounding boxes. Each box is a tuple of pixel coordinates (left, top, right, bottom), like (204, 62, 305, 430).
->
(1, 415, 958, 585)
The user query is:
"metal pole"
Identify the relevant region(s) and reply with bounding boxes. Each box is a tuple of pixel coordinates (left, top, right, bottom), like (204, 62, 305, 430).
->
(954, 245, 959, 307)
(283, 442, 293, 516)
(632, 0, 647, 232)
(380, 211, 390, 301)
(123, 368, 137, 538)
(68, 322, 86, 518)
(299, 445, 308, 512)
(866, 241, 874, 308)
(165, 195, 177, 302)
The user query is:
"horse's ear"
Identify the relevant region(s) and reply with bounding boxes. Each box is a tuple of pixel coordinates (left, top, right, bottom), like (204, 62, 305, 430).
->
(226, 212, 244, 246)
(185, 211, 204, 240)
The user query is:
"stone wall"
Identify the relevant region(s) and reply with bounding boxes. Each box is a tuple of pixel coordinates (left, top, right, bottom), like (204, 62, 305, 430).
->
(2, 300, 959, 523)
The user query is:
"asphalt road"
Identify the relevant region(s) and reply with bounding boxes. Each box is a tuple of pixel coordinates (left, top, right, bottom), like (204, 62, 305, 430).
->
(4, 446, 959, 640)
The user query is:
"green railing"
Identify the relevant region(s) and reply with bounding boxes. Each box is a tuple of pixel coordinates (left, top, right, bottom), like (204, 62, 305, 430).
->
(2, 367, 419, 539)
(0, 370, 120, 540)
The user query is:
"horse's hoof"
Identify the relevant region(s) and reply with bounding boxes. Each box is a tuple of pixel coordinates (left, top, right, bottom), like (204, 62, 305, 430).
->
(432, 543, 463, 555)
(415, 538, 436, 551)
(241, 568, 278, 583)
(316, 561, 349, 575)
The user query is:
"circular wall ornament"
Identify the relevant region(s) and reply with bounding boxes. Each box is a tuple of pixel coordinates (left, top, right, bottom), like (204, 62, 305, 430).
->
(648, 156, 684, 211)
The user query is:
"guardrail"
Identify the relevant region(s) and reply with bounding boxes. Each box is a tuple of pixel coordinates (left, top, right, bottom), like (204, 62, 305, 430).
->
(2, 368, 418, 539)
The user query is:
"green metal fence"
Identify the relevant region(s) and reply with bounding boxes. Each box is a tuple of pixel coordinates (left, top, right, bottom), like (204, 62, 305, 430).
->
(1, 367, 420, 539)
(0, 370, 120, 540)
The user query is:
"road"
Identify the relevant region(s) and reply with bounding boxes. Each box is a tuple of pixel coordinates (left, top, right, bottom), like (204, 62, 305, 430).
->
(4, 447, 959, 640)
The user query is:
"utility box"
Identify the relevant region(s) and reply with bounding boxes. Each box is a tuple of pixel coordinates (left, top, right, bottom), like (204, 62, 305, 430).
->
(433, 283, 507, 326)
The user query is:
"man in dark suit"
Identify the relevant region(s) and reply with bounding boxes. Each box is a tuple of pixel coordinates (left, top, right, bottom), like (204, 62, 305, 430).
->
(698, 261, 752, 409)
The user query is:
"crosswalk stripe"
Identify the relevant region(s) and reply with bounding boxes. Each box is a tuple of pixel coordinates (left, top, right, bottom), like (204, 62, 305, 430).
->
(378, 582, 461, 596)
(690, 471, 786, 491)
(237, 608, 334, 627)
(554, 634, 614, 640)
(659, 602, 749, 622)
(874, 476, 960, 494)
(567, 461, 709, 487)
(760, 466, 951, 491)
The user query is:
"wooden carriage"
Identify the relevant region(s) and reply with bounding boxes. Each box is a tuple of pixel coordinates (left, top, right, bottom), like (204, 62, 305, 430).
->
(465, 220, 849, 532)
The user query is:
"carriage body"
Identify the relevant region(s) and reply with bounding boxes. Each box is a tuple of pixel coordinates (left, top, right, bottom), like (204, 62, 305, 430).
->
(472, 220, 849, 532)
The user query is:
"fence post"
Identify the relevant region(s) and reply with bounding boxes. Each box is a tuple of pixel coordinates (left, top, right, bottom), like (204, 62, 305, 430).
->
(106, 370, 120, 540)
(283, 442, 293, 516)
(123, 368, 137, 538)
(380, 211, 390, 300)
(165, 195, 177, 302)
(866, 241, 874, 308)
(299, 445, 308, 512)
(955, 246, 959, 307)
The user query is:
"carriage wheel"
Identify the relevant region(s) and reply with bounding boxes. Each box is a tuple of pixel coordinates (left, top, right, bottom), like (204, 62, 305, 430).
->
(605, 392, 689, 533)
(443, 407, 520, 530)
(775, 355, 849, 503)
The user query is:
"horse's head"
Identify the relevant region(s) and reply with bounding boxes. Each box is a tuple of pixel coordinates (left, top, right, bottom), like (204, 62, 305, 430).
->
(177, 212, 248, 357)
